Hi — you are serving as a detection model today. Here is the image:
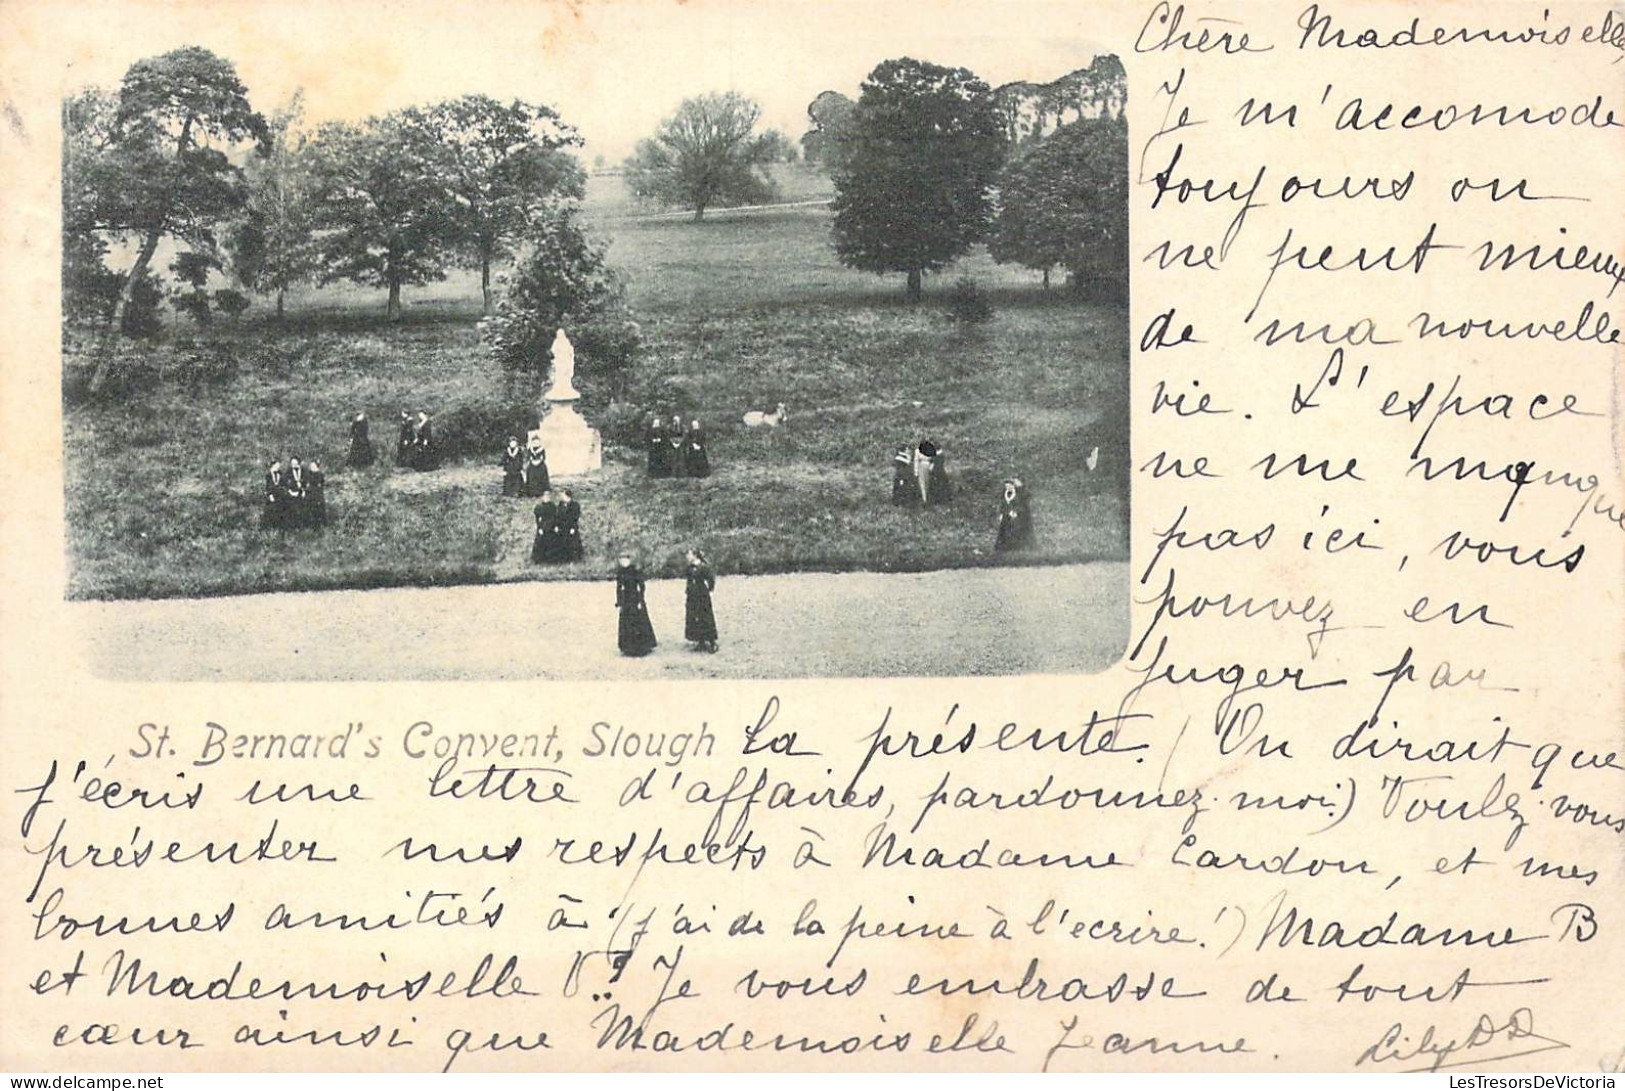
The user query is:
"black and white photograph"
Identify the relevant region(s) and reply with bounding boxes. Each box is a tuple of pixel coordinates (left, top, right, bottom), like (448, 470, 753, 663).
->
(59, 3, 1130, 680)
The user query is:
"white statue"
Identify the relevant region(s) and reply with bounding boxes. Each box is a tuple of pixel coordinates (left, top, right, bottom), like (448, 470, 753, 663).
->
(547, 327, 580, 402)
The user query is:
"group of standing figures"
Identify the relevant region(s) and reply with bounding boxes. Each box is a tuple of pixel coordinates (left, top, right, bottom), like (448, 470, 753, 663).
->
(500, 436, 553, 498)
(890, 439, 1039, 552)
(646, 415, 711, 479)
(528, 490, 585, 565)
(344, 410, 439, 472)
(261, 458, 327, 529)
(614, 549, 718, 657)
(891, 439, 954, 507)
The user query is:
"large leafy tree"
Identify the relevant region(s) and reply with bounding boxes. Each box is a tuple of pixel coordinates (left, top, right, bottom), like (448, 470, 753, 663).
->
(622, 91, 778, 221)
(61, 87, 124, 328)
(306, 111, 460, 319)
(989, 116, 1128, 297)
(229, 92, 319, 319)
(74, 47, 268, 388)
(830, 58, 1005, 300)
(1077, 54, 1127, 122)
(799, 89, 855, 172)
(405, 95, 585, 313)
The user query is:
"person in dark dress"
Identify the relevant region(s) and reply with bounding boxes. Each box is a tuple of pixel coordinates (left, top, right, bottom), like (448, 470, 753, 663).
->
(520, 442, 550, 497)
(684, 420, 711, 478)
(501, 436, 525, 497)
(348, 412, 375, 468)
(395, 409, 414, 466)
(556, 488, 584, 562)
(410, 411, 440, 471)
(891, 444, 917, 507)
(927, 442, 953, 506)
(647, 416, 669, 478)
(531, 491, 559, 564)
(995, 477, 1033, 552)
(286, 457, 309, 527)
(667, 414, 688, 479)
(262, 460, 289, 529)
(305, 460, 329, 528)
(684, 548, 718, 652)
(615, 554, 658, 656)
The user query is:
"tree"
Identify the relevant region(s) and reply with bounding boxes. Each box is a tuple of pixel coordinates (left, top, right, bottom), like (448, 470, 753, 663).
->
(988, 116, 1127, 298)
(77, 47, 268, 389)
(306, 111, 459, 319)
(754, 127, 796, 164)
(830, 58, 1005, 300)
(1077, 54, 1127, 122)
(404, 95, 585, 313)
(486, 210, 640, 402)
(479, 206, 627, 374)
(61, 87, 124, 329)
(229, 92, 319, 319)
(622, 92, 778, 221)
(170, 249, 220, 324)
(799, 90, 855, 171)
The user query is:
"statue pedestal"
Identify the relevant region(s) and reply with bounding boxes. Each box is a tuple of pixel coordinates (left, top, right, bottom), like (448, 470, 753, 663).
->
(530, 398, 601, 477)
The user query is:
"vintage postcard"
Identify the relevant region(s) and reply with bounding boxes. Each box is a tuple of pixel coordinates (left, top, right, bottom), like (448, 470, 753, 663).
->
(1, 0, 1621, 1076)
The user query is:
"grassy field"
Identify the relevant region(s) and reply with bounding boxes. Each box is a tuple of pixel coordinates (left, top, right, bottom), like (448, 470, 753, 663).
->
(62, 168, 1129, 601)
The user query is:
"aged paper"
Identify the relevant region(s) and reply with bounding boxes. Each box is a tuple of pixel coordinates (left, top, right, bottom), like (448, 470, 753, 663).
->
(2, 0, 1622, 1074)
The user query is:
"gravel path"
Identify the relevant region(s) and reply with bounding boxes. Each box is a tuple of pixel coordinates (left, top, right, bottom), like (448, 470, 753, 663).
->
(70, 563, 1129, 682)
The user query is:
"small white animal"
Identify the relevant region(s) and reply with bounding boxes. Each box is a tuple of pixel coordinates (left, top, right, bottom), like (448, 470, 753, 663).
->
(1086, 445, 1100, 473)
(743, 402, 788, 428)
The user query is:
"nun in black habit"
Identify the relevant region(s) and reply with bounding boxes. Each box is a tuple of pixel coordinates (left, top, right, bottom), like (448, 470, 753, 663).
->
(684, 548, 718, 652)
(647, 417, 670, 478)
(995, 478, 1033, 552)
(348, 412, 375, 468)
(261, 460, 290, 529)
(500, 436, 525, 497)
(531, 492, 560, 564)
(667, 414, 688, 478)
(305, 460, 328, 528)
(520, 444, 550, 497)
(409, 411, 440, 471)
(286, 457, 310, 527)
(395, 410, 414, 466)
(890, 444, 917, 507)
(615, 554, 658, 657)
(556, 488, 584, 562)
(684, 420, 711, 478)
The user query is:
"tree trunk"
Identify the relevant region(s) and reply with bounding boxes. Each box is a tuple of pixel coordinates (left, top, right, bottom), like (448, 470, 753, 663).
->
(275, 289, 285, 320)
(1042, 267, 1051, 291)
(906, 267, 922, 302)
(481, 256, 493, 315)
(89, 112, 195, 394)
(692, 205, 705, 222)
(387, 278, 402, 321)
(89, 228, 162, 393)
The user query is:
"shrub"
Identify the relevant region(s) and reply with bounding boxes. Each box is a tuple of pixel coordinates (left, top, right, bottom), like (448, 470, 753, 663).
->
(432, 401, 541, 462)
(570, 316, 643, 403)
(121, 272, 166, 339)
(174, 289, 213, 325)
(62, 234, 122, 330)
(480, 209, 626, 373)
(945, 275, 994, 325)
(214, 289, 252, 318)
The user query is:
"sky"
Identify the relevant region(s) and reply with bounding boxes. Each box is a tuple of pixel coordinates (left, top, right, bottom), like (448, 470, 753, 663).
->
(43, 0, 1113, 162)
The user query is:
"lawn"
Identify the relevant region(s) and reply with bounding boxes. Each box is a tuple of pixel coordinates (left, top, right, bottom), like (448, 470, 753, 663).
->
(61, 171, 1129, 601)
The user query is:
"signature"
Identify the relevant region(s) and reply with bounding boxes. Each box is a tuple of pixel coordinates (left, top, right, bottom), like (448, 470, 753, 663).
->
(1357, 1008, 1570, 1072)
